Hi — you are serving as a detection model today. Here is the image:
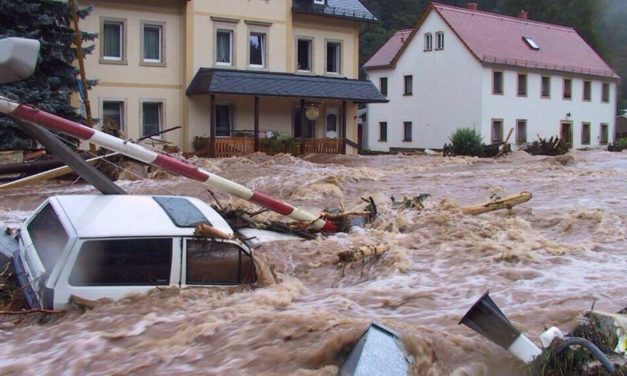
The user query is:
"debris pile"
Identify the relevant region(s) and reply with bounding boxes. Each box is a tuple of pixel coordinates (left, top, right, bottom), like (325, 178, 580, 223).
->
(525, 136, 569, 156)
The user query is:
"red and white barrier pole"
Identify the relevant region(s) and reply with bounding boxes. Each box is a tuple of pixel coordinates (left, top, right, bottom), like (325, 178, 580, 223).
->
(0, 98, 337, 232)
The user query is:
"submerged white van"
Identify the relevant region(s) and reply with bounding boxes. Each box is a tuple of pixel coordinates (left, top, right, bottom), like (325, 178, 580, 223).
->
(6, 195, 257, 310)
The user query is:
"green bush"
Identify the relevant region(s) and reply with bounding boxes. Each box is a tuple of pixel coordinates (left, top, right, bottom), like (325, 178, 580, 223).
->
(616, 137, 627, 148)
(449, 128, 483, 157)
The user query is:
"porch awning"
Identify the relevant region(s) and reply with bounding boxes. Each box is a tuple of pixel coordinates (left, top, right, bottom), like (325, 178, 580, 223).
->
(186, 68, 388, 103)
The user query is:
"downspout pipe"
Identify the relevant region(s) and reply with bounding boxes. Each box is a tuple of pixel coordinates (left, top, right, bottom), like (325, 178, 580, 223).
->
(0, 97, 337, 232)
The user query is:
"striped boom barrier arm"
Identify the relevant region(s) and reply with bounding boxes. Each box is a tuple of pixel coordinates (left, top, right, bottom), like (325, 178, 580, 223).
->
(0, 98, 337, 232)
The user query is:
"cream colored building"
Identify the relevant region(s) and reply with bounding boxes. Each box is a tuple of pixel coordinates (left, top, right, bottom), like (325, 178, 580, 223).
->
(81, 0, 385, 155)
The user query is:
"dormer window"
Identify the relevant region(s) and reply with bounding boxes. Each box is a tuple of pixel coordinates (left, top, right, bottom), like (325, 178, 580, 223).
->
(523, 36, 539, 50)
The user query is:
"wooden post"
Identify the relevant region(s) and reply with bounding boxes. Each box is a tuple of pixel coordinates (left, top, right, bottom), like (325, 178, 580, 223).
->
(210, 94, 216, 158)
(299, 98, 305, 154)
(70, 0, 97, 153)
(341, 101, 347, 154)
(254, 96, 259, 152)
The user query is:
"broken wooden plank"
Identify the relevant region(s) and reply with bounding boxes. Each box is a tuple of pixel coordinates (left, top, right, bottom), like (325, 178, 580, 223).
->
(194, 223, 233, 239)
(462, 192, 532, 215)
(0, 152, 119, 190)
(337, 244, 389, 264)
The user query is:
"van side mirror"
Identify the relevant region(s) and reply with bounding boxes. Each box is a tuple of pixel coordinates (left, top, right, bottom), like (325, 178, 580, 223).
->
(0, 37, 41, 85)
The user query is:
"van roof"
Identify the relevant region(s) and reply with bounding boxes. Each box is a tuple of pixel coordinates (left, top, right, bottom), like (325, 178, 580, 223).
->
(51, 195, 233, 238)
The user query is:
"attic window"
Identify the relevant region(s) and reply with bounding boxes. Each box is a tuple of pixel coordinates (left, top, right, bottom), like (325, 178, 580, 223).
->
(523, 36, 539, 50)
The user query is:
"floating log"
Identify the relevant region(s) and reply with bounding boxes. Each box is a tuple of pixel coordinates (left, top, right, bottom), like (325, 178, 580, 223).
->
(337, 244, 389, 264)
(462, 192, 532, 215)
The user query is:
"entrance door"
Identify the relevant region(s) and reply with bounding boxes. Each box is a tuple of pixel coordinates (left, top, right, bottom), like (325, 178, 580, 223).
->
(325, 107, 339, 138)
(293, 108, 314, 138)
(560, 122, 573, 148)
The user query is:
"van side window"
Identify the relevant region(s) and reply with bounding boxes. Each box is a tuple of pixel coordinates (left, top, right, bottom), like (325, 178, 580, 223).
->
(186, 240, 256, 285)
(27, 204, 69, 272)
(69, 238, 172, 286)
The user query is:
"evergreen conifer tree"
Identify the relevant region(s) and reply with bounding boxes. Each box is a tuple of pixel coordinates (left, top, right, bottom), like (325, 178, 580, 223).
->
(0, 0, 96, 150)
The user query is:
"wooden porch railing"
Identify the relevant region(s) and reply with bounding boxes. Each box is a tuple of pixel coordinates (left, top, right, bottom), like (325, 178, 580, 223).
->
(196, 137, 347, 157)
(301, 138, 343, 154)
(213, 138, 255, 158)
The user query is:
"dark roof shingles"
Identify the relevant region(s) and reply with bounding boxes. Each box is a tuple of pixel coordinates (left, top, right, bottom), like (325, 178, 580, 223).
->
(187, 69, 388, 103)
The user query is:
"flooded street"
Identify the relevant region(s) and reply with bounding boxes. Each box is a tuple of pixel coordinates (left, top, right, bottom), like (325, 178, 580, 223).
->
(0, 150, 625, 375)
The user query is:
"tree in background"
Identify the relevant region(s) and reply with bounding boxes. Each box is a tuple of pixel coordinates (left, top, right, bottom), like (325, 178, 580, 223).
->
(0, 0, 96, 151)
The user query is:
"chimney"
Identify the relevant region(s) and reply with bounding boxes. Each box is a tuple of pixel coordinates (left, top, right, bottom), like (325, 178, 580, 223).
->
(518, 10, 528, 20)
(467, 2, 478, 11)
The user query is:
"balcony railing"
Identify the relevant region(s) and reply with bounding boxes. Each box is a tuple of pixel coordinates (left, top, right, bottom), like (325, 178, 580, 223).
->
(292, 0, 376, 22)
(194, 137, 345, 157)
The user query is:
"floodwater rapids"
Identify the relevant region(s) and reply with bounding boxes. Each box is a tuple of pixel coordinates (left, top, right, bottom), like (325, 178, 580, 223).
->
(0, 150, 625, 375)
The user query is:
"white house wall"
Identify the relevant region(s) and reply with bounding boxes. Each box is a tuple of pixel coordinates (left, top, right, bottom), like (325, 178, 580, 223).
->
(480, 67, 617, 148)
(367, 11, 483, 151)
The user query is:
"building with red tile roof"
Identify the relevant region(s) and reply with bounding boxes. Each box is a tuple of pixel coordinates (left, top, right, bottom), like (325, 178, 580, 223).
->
(364, 2, 619, 151)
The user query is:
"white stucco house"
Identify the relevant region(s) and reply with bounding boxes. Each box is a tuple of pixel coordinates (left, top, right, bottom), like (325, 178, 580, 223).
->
(363, 2, 620, 151)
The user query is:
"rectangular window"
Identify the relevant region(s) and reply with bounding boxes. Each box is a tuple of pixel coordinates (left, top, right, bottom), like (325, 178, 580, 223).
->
(563, 78, 572, 100)
(436, 32, 444, 50)
(216, 30, 233, 65)
(27, 204, 69, 273)
(600, 123, 608, 145)
(215, 104, 233, 137)
(185, 240, 256, 285)
(249, 32, 266, 67)
(380, 77, 388, 96)
(424, 33, 432, 51)
(142, 24, 163, 64)
(69, 239, 172, 286)
(326, 41, 341, 74)
(583, 80, 591, 101)
(493, 71, 503, 95)
(103, 21, 123, 60)
(142, 102, 162, 136)
(404, 75, 412, 95)
(517, 73, 527, 97)
(297, 38, 312, 71)
(491, 119, 503, 144)
(516, 120, 527, 144)
(403, 121, 412, 141)
(581, 122, 591, 145)
(379, 122, 387, 141)
(541, 76, 551, 98)
(102, 101, 124, 130)
(602, 83, 610, 102)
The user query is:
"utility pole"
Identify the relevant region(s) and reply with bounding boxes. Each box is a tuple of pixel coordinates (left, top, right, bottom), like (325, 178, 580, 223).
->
(70, 0, 97, 153)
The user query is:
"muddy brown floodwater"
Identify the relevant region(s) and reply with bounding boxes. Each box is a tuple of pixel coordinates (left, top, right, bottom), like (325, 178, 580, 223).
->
(0, 150, 625, 375)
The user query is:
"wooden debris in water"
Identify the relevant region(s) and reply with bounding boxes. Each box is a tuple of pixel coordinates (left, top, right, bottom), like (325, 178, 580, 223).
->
(462, 192, 532, 215)
(337, 244, 389, 264)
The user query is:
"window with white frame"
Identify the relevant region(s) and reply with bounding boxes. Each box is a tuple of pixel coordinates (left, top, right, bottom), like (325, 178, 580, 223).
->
(435, 32, 444, 50)
(326, 41, 341, 74)
(379, 122, 387, 142)
(142, 102, 162, 136)
(492, 119, 503, 144)
(600, 123, 608, 145)
(541, 76, 551, 98)
(583, 80, 591, 101)
(602, 83, 610, 102)
(102, 20, 124, 61)
(424, 33, 432, 51)
(216, 29, 233, 65)
(581, 122, 591, 145)
(297, 38, 312, 72)
(517, 73, 527, 96)
(249, 32, 266, 67)
(403, 122, 412, 142)
(102, 101, 124, 130)
(563, 78, 572, 100)
(516, 120, 527, 144)
(142, 23, 163, 64)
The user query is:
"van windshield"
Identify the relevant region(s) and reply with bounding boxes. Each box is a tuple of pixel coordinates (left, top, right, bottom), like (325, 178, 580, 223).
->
(27, 203, 69, 273)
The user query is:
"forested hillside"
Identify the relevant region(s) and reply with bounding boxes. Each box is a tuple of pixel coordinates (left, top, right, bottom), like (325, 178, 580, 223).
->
(360, 0, 626, 108)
